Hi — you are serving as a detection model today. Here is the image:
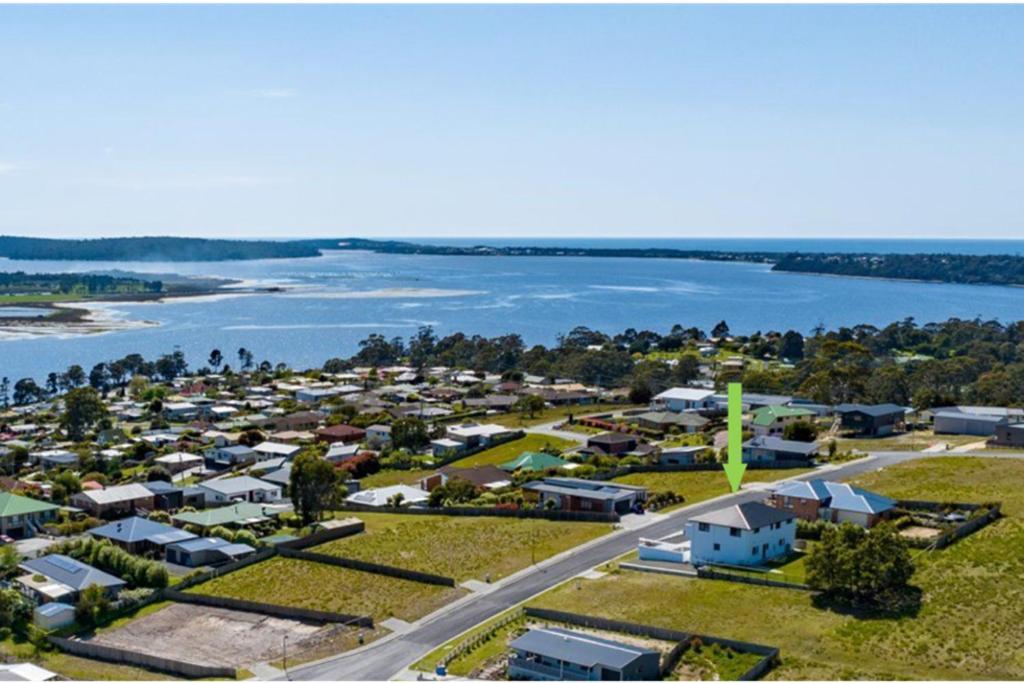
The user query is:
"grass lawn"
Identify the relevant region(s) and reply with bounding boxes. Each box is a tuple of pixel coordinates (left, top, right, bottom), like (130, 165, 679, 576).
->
(488, 403, 640, 428)
(189, 556, 466, 623)
(525, 456, 1024, 680)
(314, 512, 612, 582)
(834, 430, 988, 453)
(449, 433, 576, 469)
(612, 468, 816, 511)
(710, 549, 810, 586)
(358, 468, 427, 488)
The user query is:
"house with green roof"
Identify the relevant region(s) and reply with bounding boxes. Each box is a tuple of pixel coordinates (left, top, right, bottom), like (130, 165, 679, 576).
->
(171, 502, 279, 529)
(750, 405, 816, 437)
(499, 451, 571, 473)
(0, 492, 59, 538)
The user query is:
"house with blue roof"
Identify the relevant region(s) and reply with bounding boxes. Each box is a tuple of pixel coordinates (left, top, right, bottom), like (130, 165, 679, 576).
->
(89, 516, 197, 555)
(164, 536, 256, 567)
(768, 479, 896, 528)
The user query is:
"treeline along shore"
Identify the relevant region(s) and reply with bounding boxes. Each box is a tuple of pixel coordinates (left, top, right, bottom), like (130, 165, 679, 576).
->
(3, 235, 1024, 287)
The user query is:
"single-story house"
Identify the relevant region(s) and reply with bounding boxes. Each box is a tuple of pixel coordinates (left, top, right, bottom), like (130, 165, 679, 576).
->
(70, 483, 156, 519)
(153, 451, 205, 475)
(418, 465, 511, 492)
(29, 449, 78, 470)
(635, 410, 708, 434)
(768, 479, 896, 528)
(165, 536, 256, 567)
(172, 502, 280, 529)
(89, 516, 197, 555)
(142, 480, 192, 510)
(521, 477, 647, 515)
(657, 445, 710, 466)
(742, 436, 819, 463)
(259, 463, 293, 488)
(586, 432, 638, 456)
(346, 484, 429, 508)
(0, 492, 59, 538)
(445, 422, 512, 449)
(933, 408, 1008, 437)
(325, 442, 360, 463)
(18, 554, 125, 603)
(163, 402, 199, 420)
(252, 441, 302, 461)
(315, 424, 367, 445)
(206, 444, 257, 469)
(651, 387, 717, 413)
(499, 451, 571, 473)
(507, 627, 661, 681)
(687, 501, 797, 567)
(750, 405, 816, 437)
(197, 476, 282, 505)
(267, 411, 322, 432)
(834, 403, 907, 437)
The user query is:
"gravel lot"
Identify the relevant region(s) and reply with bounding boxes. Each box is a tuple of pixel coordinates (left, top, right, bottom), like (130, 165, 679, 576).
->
(89, 603, 330, 667)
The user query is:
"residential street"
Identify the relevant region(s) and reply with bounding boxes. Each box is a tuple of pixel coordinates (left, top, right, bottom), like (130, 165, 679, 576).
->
(285, 451, 928, 681)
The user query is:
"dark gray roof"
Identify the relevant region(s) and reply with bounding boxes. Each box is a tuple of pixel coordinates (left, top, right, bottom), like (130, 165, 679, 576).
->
(509, 627, 656, 669)
(835, 403, 906, 417)
(690, 501, 796, 530)
(744, 436, 819, 456)
(90, 516, 196, 546)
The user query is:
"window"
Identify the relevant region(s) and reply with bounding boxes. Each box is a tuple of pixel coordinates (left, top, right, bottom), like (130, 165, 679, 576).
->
(698, 522, 710, 532)
(729, 528, 741, 537)
(786, 519, 793, 525)
(751, 547, 758, 555)
(753, 527, 760, 534)
(779, 539, 786, 546)
(713, 543, 720, 551)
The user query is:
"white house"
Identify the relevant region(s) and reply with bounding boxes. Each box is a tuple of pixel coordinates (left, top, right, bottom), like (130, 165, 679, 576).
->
(652, 388, 717, 413)
(207, 444, 256, 468)
(346, 485, 429, 508)
(686, 502, 796, 567)
(197, 476, 282, 505)
(445, 422, 511, 449)
(163, 402, 199, 420)
(252, 441, 302, 461)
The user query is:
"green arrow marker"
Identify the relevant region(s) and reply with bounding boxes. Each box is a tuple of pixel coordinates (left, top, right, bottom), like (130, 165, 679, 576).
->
(723, 382, 747, 492)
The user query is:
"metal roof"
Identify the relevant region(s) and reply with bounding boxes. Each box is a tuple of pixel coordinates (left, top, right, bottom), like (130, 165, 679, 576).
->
(90, 516, 197, 545)
(20, 554, 125, 591)
(690, 501, 796, 530)
(509, 627, 656, 669)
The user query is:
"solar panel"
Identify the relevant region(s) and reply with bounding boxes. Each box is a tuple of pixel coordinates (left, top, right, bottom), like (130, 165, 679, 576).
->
(46, 555, 84, 574)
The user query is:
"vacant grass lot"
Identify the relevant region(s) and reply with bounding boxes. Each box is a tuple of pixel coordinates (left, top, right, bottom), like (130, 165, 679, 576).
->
(190, 557, 466, 623)
(835, 430, 989, 453)
(529, 456, 1024, 680)
(612, 468, 815, 510)
(315, 512, 612, 582)
(488, 403, 639, 428)
(449, 433, 576, 469)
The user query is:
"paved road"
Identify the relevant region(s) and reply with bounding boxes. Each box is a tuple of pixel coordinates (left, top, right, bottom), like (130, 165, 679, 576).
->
(287, 451, 925, 681)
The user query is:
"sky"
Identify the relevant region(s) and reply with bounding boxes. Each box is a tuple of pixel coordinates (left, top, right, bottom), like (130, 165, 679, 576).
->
(1, 4, 1023, 240)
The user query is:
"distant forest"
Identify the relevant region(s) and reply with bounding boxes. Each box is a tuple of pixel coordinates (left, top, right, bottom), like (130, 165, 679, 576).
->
(0, 236, 325, 262)
(0, 271, 162, 295)
(3, 235, 1024, 287)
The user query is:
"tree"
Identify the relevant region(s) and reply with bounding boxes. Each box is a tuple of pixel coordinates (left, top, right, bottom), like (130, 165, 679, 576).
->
(0, 588, 32, 630)
(779, 330, 805, 360)
(391, 417, 429, 450)
(12, 378, 41, 406)
(89, 363, 110, 393)
(806, 522, 915, 605)
(75, 584, 111, 628)
(428, 477, 478, 507)
(783, 420, 819, 443)
(65, 364, 86, 388)
(0, 376, 8, 410)
(208, 348, 224, 372)
(289, 451, 340, 525)
(146, 465, 171, 482)
(237, 347, 254, 371)
(711, 320, 730, 338)
(61, 387, 108, 441)
(515, 394, 547, 419)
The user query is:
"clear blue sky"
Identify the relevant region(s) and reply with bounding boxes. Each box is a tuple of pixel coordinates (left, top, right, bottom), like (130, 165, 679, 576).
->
(1, 4, 1022, 239)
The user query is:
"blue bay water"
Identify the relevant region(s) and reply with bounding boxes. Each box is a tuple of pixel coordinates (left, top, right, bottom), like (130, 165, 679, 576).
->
(1, 238, 1023, 381)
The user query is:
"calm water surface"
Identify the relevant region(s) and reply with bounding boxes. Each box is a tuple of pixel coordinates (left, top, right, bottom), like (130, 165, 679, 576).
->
(1, 239, 1023, 381)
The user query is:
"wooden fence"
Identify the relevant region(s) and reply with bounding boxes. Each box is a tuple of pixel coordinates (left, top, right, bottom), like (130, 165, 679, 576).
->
(163, 589, 373, 628)
(277, 546, 456, 587)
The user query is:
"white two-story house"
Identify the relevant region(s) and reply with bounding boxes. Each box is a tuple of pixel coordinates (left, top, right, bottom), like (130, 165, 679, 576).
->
(686, 501, 796, 567)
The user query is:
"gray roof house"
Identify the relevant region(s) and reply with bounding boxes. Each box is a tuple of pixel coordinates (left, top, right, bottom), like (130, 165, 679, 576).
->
(932, 408, 1009, 437)
(197, 476, 282, 506)
(507, 627, 661, 681)
(742, 436, 818, 462)
(770, 479, 896, 528)
(521, 478, 647, 515)
(89, 516, 197, 555)
(164, 537, 256, 568)
(18, 554, 126, 602)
